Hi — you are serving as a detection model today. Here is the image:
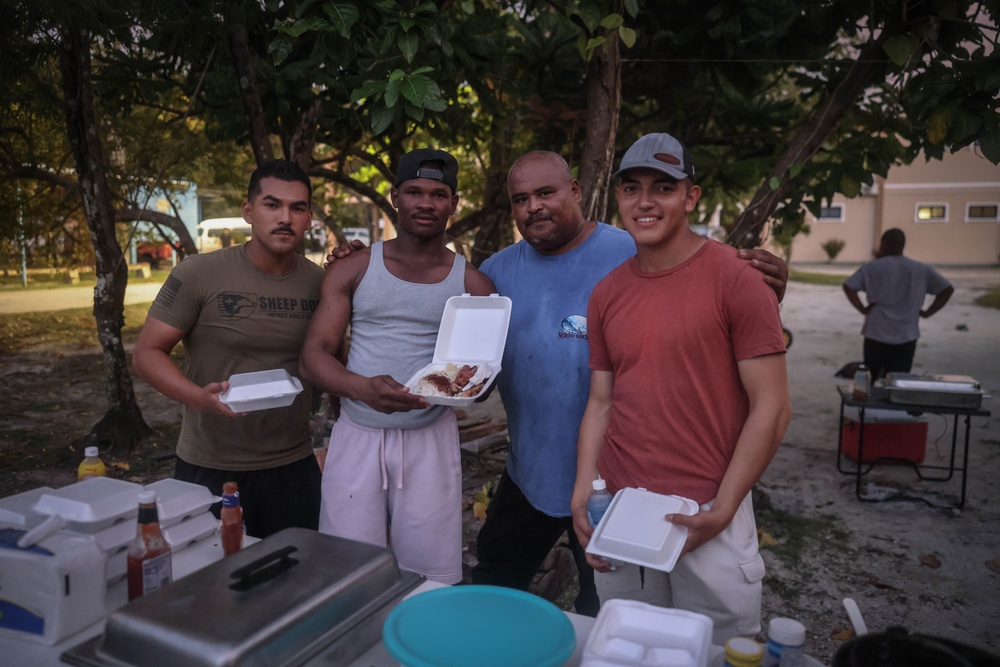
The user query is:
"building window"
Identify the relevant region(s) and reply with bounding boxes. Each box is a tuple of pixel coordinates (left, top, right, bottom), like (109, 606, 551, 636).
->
(816, 205, 844, 222)
(915, 203, 948, 223)
(966, 203, 999, 222)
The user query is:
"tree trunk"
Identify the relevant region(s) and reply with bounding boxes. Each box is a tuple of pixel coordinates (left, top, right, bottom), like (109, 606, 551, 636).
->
(225, 0, 274, 166)
(727, 33, 891, 249)
(577, 30, 621, 223)
(59, 26, 152, 453)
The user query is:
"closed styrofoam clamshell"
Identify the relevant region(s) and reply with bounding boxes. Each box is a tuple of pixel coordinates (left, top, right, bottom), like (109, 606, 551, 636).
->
(145, 478, 217, 528)
(219, 368, 303, 412)
(32, 478, 142, 532)
(0, 486, 54, 529)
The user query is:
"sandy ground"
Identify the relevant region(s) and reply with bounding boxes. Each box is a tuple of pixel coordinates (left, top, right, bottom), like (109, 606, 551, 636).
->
(751, 266, 1000, 661)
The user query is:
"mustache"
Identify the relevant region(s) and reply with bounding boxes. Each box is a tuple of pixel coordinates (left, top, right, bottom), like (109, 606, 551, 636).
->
(526, 212, 552, 225)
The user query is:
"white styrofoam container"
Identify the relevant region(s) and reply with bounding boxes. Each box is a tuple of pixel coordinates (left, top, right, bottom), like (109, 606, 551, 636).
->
(163, 511, 219, 552)
(0, 527, 107, 645)
(0, 486, 53, 529)
(582, 599, 713, 667)
(586, 487, 699, 572)
(31, 478, 142, 532)
(145, 478, 218, 528)
(219, 368, 303, 412)
(66, 519, 135, 584)
(404, 294, 512, 407)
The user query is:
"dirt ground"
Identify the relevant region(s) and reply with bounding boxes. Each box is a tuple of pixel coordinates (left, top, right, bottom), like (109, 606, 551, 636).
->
(1, 266, 998, 665)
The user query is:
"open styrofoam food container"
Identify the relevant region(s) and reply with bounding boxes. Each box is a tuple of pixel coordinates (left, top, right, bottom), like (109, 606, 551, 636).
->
(404, 294, 512, 407)
(145, 478, 218, 528)
(32, 477, 143, 532)
(219, 368, 303, 412)
(582, 599, 713, 667)
(586, 487, 699, 572)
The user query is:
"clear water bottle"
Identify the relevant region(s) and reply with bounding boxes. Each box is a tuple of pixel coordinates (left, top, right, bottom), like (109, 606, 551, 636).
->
(587, 478, 623, 570)
(586, 478, 614, 527)
(762, 617, 806, 667)
(852, 364, 870, 400)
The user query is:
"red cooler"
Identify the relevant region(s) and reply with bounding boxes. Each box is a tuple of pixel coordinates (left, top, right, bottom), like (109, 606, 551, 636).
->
(840, 409, 928, 464)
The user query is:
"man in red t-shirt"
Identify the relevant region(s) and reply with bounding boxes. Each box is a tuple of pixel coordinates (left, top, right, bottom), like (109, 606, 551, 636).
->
(570, 133, 791, 643)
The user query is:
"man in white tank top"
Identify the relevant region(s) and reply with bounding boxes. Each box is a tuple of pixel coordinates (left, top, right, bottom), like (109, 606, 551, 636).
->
(300, 149, 495, 584)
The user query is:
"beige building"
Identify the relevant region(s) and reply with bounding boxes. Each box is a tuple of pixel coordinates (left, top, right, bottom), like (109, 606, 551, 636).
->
(774, 144, 1000, 265)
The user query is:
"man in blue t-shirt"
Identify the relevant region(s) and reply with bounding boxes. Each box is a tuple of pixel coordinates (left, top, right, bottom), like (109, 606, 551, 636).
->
(470, 150, 788, 615)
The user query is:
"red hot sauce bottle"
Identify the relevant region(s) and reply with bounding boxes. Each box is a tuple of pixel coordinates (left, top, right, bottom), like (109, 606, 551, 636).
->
(220, 481, 243, 556)
(127, 490, 172, 601)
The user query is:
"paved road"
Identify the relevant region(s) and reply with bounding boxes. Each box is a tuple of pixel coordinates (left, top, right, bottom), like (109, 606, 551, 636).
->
(0, 281, 165, 314)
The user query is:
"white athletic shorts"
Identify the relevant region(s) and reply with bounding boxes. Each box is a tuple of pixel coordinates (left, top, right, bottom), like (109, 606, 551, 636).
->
(318, 410, 463, 584)
(594, 492, 765, 644)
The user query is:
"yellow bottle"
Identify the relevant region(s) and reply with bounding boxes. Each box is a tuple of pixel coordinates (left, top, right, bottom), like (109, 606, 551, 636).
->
(77, 446, 107, 480)
(724, 637, 764, 667)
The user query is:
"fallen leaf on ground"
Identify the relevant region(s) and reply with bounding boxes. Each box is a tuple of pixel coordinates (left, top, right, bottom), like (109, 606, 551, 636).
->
(757, 529, 778, 548)
(473, 501, 488, 520)
(110, 462, 130, 471)
(831, 628, 856, 640)
(985, 558, 1000, 575)
(867, 578, 899, 590)
(919, 553, 942, 569)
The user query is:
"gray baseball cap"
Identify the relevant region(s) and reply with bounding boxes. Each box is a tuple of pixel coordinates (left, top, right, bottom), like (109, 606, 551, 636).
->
(613, 133, 695, 182)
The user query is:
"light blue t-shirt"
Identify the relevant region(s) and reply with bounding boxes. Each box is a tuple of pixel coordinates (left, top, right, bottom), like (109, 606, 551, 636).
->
(843, 255, 951, 344)
(480, 223, 636, 516)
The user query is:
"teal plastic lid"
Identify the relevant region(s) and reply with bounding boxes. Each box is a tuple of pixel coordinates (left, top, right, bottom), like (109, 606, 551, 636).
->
(382, 585, 576, 667)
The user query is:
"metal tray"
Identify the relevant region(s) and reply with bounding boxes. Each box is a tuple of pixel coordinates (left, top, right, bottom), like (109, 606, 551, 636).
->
(62, 528, 424, 667)
(886, 386, 985, 410)
(885, 373, 981, 393)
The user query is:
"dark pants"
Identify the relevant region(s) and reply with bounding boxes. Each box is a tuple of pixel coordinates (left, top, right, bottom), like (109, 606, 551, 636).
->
(472, 468, 599, 617)
(863, 337, 917, 380)
(174, 454, 321, 539)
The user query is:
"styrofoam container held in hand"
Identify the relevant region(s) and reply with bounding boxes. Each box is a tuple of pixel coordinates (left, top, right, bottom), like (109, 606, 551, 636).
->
(585, 487, 699, 572)
(404, 294, 512, 407)
(219, 368, 303, 413)
(582, 599, 713, 667)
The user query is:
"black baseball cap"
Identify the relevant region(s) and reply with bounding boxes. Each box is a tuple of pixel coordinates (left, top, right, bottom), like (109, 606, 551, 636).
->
(393, 148, 459, 193)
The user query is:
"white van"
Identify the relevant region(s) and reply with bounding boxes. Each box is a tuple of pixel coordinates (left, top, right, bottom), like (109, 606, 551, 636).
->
(197, 217, 251, 252)
(196, 217, 327, 255)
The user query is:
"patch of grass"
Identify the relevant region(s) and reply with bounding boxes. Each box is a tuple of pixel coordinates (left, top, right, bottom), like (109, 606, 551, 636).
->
(759, 506, 852, 561)
(0, 269, 172, 290)
(0, 303, 153, 356)
(974, 286, 1000, 310)
(788, 269, 848, 286)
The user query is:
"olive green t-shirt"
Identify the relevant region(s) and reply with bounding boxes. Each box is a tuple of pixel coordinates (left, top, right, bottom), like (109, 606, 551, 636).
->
(147, 244, 324, 470)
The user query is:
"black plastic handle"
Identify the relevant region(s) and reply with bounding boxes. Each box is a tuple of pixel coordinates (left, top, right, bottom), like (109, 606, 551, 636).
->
(229, 545, 299, 591)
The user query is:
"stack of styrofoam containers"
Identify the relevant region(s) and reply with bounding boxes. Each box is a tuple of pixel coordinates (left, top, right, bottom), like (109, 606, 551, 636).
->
(144, 478, 219, 583)
(32, 477, 144, 588)
(582, 599, 713, 667)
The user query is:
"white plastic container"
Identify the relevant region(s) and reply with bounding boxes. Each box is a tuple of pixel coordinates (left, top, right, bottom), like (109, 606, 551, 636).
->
(0, 528, 107, 645)
(404, 294, 512, 407)
(219, 368, 303, 412)
(145, 478, 217, 528)
(162, 511, 219, 552)
(0, 486, 53, 529)
(31, 477, 142, 532)
(586, 487, 699, 572)
(762, 617, 806, 667)
(582, 599, 713, 667)
(66, 518, 135, 584)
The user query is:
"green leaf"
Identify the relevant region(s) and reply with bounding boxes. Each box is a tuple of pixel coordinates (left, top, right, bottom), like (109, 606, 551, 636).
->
(624, 0, 639, 18)
(927, 109, 950, 145)
(404, 100, 425, 121)
(600, 14, 624, 30)
(411, 66, 435, 76)
(399, 75, 429, 107)
(883, 36, 914, 68)
(388, 69, 406, 82)
(461, 0, 475, 14)
(384, 77, 401, 107)
(789, 164, 802, 179)
(378, 26, 397, 55)
(371, 104, 394, 136)
(322, 2, 361, 38)
(585, 36, 606, 57)
(618, 26, 636, 49)
(977, 117, 1000, 164)
(268, 36, 293, 66)
(839, 174, 860, 198)
(398, 31, 418, 63)
(350, 79, 384, 103)
(768, 176, 780, 190)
